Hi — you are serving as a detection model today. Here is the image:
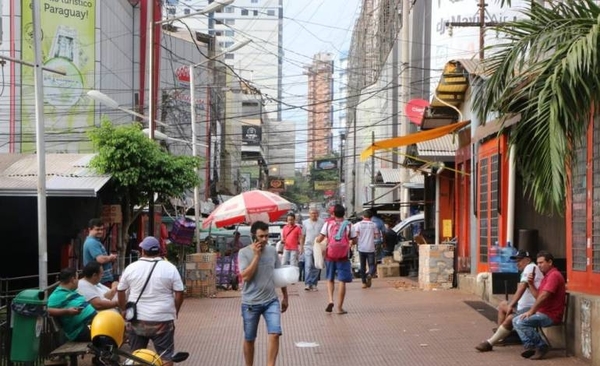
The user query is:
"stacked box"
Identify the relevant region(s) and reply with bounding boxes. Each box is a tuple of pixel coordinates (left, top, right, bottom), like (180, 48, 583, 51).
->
(378, 262, 400, 277)
(185, 253, 217, 297)
(418, 244, 455, 291)
(381, 256, 394, 265)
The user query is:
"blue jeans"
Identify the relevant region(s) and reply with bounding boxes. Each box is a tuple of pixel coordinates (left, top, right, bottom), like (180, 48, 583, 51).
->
(359, 251, 375, 283)
(512, 312, 554, 349)
(283, 249, 299, 266)
(304, 247, 320, 287)
(241, 298, 281, 341)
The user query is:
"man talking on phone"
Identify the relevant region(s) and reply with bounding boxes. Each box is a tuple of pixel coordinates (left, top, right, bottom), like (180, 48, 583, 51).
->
(238, 221, 289, 366)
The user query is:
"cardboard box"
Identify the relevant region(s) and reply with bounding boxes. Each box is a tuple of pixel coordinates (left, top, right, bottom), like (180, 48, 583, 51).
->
(378, 263, 400, 278)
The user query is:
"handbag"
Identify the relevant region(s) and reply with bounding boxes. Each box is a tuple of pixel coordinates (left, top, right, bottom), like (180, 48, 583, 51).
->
(125, 260, 159, 321)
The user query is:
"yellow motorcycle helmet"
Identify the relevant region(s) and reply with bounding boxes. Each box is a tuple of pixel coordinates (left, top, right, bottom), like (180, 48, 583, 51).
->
(91, 310, 125, 349)
(124, 349, 163, 366)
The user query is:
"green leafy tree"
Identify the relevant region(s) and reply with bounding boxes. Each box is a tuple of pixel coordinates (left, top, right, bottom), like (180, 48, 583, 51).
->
(475, 0, 600, 214)
(88, 120, 200, 249)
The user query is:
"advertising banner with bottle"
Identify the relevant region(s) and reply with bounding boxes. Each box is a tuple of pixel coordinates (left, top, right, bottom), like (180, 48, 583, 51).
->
(21, 0, 96, 152)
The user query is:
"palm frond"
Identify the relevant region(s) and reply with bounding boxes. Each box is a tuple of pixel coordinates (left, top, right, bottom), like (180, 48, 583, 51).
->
(474, 0, 600, 214)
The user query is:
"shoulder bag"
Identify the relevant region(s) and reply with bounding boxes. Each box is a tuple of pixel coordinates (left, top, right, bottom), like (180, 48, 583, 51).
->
(125, 260, 159, 321)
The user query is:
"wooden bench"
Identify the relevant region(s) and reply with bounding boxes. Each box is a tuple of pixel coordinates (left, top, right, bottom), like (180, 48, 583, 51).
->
(537, 292, 570, 356)
(48, 341, 90, 366)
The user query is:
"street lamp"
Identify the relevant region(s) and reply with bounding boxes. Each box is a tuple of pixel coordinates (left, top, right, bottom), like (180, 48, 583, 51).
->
(189, 38, 251, 251)
(144, 0, 234, 239)
(87, 90, 168, 127)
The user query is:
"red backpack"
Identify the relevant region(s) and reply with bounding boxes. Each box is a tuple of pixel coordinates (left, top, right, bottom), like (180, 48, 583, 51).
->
(326, 220, 351, 261)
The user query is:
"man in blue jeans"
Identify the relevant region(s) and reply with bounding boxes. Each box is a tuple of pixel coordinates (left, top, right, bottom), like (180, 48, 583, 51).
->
(354, 210, 381, 288)
(238, 221, 289, 366)
(512, 251, 566, 360)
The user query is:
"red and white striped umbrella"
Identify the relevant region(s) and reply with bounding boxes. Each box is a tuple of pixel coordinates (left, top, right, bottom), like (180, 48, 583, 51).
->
(202, 190, 293, 228)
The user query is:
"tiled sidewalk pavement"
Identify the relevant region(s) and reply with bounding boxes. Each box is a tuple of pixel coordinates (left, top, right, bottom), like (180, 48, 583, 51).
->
(75, 278, 588, 365)
(172, 278, 588, 366)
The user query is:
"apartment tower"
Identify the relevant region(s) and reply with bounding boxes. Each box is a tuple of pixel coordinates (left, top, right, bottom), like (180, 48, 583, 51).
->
(304, 52, 334, 165)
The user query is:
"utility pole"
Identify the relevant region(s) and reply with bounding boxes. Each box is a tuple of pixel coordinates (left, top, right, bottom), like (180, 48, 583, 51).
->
(445, 0, 498, 60)
(399, 0, 411, 219)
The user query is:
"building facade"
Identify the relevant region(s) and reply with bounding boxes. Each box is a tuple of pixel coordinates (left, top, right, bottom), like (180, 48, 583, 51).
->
(304, 52, 334, 165)
(167, 0, 283, 120)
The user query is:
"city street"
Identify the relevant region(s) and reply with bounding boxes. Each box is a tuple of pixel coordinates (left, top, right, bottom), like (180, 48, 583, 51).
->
(170, 278, 587, 366)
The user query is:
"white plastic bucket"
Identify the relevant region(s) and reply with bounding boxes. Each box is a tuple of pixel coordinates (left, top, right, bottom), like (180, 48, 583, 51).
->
(273, 265, 299, 288)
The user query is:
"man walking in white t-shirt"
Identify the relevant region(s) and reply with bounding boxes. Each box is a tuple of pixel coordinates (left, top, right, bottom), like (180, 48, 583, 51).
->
(300, 207, 325, 291)
(475, 250, 543, 352)
(354, 210, 381, 289)
(117, 237, 184, 366)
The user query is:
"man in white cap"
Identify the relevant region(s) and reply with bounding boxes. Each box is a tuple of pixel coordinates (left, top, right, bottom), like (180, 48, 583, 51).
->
(117, 237, 184, 366)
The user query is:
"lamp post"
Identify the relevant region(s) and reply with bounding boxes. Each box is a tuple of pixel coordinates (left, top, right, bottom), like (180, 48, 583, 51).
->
(189, 38, 251, 251)
(145, 0, 234, 236)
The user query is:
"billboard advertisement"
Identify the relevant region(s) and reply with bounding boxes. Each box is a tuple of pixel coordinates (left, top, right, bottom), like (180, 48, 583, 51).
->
(21, 0, 96, 152)
(313, 158, 338, 171)
(242, 126, 261, 146)
(314, 181, 338, 191)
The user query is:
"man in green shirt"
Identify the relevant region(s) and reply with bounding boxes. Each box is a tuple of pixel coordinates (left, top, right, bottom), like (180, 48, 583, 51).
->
(48, 268, 97, 341)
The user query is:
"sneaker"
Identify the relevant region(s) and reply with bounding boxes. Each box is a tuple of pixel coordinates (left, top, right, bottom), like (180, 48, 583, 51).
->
(475, 341, 493, 352)
(366, 274, 372, 288)
(521, 349, 536, 358)
(304, 286, 310, 291)
(529, 346, 549, 360)
(362, 283, 367, 289)
(310, 285, 318, 291)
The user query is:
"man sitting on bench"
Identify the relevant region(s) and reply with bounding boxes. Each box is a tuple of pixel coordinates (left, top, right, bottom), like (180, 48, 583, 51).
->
(475, 250, 543, 352)
(78, 261, 120, 311)
(513, 251, 566, 360)
(48, 268, 97, 341)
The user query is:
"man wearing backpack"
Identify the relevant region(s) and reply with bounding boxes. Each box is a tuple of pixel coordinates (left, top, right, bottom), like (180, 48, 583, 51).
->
(316, 204, 356, 315)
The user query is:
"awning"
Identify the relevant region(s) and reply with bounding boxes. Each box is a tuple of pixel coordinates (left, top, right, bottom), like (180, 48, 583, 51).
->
(0, 154, 111, 197)
(360, 121, 469, 161)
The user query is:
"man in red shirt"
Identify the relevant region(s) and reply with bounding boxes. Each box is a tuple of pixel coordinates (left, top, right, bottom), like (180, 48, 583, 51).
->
(513, 251, 566, 360)
(281, 213, 302, 267)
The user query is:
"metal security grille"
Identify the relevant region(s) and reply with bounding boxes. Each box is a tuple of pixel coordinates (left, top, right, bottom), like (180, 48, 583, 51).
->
(572, 134, 587, 271)
(479, 158, 489, 262)
(593, 117, 600, 272)
(490, 154, 499, 246)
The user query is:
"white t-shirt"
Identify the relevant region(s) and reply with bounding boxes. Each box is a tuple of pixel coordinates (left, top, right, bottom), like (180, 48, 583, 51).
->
(302, 218, 325, 248)
(78, 278, 110, 301)
(354, 219, 378, 253)
(117, 257, 184, 322)
(518, 262, 544, 310)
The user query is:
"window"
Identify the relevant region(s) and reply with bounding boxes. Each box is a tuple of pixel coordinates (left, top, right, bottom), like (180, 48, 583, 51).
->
(567, 115, 600, 295)
(251, 0, 259, 3)
(224, 30, 234, 37)
(224, 6, 234, 13)
(225, 19, 235, 25)
(214, 30, 223, 36)
(215, 19, 223, 25)
(224, 41, 234, 48)
(241, 9, 249, 15)
(267, 9, 275, 16)
(225, 53, 234, 60)
(253, 10, 258, 16)
(183, 8, 191, 15)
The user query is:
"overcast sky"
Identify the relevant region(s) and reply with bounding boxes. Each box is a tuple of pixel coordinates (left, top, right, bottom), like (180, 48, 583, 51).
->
(281, 0, 361, 169)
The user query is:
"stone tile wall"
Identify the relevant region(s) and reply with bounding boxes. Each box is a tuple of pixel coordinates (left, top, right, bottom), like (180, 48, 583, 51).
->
(418, 244, 454, 290)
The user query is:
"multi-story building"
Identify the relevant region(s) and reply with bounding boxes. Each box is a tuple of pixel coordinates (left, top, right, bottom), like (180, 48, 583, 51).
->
(304, 52, 334, 165)
(167, 0, 283, 120)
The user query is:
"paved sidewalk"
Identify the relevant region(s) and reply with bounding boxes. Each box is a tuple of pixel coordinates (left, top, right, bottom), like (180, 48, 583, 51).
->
(173, 278, 587, 366)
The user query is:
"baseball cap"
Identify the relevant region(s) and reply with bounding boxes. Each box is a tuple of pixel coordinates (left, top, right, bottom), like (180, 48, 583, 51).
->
(139, 236, 160, 254)
(510, 249, 531, 260)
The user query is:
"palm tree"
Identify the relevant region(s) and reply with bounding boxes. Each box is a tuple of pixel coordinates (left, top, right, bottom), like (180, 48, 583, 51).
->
(475, 0, 600, 215)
